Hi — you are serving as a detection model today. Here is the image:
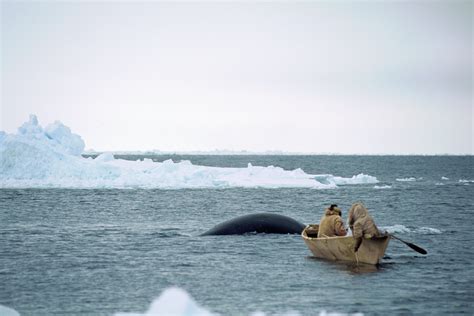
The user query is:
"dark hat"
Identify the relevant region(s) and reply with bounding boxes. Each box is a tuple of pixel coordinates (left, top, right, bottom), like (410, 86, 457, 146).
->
(326, 204, 342, 216)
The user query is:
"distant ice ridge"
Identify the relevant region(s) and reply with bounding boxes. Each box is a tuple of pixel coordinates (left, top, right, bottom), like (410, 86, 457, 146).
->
(382, 225, 441, 234)
(0, 116, 379, 189)
(115, 287, 363, 316)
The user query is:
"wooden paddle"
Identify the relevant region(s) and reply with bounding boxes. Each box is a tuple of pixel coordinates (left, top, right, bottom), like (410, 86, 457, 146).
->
(390, 234, 427, 255)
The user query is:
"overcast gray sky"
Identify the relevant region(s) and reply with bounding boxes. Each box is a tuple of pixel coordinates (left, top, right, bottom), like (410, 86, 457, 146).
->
(1, 1, 472, 154)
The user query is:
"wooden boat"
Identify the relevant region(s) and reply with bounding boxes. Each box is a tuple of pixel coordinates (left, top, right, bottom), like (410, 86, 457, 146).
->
(302, 224, 390, 265)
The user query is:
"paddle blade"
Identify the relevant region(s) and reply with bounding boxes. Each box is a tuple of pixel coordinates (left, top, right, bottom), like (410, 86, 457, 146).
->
(406, 242, 427, 255)
(390, 234, 428, 255)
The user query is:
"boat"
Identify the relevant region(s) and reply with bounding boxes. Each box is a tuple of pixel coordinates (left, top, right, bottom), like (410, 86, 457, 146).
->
(302, 224, 390, 265)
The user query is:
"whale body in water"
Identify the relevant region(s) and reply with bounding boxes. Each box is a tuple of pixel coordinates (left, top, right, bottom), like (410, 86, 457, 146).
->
(200, 213, 306, 236)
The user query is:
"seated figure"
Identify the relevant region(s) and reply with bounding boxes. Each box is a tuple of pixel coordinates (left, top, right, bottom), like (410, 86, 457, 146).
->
(348, 202, 383, 252)
(317, 204, 347, 237)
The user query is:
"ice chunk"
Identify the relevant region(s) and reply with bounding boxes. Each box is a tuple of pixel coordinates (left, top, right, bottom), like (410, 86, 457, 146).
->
(1, 116, 380, 189)
(18, 114, 43, 136)
(115, 287, 363, 316)
(396, 177, 417, 182)
(331, 173, 378, 185)
(374, 185, 391, 189)
(0, 305, 20, 316)
(115, 287, 214, 316)
(45, 120, 85, 156)
(95, 152, 115, 162)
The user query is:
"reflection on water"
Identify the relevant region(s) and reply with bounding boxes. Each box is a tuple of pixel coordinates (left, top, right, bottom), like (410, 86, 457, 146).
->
(306, 256, 382, 274)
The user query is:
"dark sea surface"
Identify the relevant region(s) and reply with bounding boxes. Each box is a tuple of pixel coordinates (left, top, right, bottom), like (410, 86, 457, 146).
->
(1, 155, 473, 315)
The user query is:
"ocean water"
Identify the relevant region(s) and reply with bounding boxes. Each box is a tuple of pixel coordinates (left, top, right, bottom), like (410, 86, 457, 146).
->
(1, 155, 473, 315)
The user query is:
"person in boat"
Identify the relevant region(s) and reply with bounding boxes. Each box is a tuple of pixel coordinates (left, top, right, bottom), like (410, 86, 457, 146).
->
(348, 202, 383, 252)
(317, 204, 347, 237)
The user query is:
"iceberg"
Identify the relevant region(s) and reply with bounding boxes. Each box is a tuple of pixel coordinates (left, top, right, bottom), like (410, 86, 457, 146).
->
(0, 116, 379, 189)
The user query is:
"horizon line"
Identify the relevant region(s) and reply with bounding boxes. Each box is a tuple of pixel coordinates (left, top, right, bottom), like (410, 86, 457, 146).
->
(83, 149, 474, 156)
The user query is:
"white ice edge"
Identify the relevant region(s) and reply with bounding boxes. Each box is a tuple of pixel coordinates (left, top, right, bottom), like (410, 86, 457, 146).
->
(0, 115, 379, 189)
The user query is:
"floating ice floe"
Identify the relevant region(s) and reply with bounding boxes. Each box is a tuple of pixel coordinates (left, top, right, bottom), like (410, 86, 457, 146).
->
(115, 287, 363, 316)
(382, 225, 441, 235)
(459, 179, 474, 183)
(373, 185, 392, 189)
(395, 177, 421, 182)
(0, 116, 379, 189)
(441, 176, 449, 180)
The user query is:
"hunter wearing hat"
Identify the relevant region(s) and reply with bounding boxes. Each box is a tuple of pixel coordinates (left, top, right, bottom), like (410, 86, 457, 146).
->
(348, 202, 383, 252)
(317, 204, 347, 237)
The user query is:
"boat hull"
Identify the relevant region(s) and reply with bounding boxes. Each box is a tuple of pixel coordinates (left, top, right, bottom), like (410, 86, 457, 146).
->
(302, 225, 390, 265)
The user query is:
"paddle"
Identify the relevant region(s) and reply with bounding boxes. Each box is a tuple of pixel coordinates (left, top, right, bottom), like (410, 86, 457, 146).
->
(390, 234, 427, 255)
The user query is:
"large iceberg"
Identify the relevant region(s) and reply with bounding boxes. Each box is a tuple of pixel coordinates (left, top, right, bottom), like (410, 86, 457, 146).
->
(0, 116, 379, 189)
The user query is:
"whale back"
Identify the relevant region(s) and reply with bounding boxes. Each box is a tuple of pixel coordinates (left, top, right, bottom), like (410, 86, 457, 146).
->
(201, 213, 306, 236)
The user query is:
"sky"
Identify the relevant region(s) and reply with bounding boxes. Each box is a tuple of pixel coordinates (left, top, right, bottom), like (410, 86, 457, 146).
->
(1, 1, 472, 154)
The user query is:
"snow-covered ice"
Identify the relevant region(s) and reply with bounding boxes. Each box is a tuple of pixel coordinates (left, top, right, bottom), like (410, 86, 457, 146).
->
(1, 116, 379, 189)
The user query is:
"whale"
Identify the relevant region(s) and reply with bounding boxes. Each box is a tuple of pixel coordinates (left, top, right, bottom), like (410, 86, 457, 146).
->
(200, 213, 306, 236)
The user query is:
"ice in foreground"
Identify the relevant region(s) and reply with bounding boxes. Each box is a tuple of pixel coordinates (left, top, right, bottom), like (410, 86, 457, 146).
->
(0, 305, 20, 316)
(114, 287, 362, 316)
(0, 116, 379, 189)
(115, 287, 215, 316)
(0, 287, 363, 316)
